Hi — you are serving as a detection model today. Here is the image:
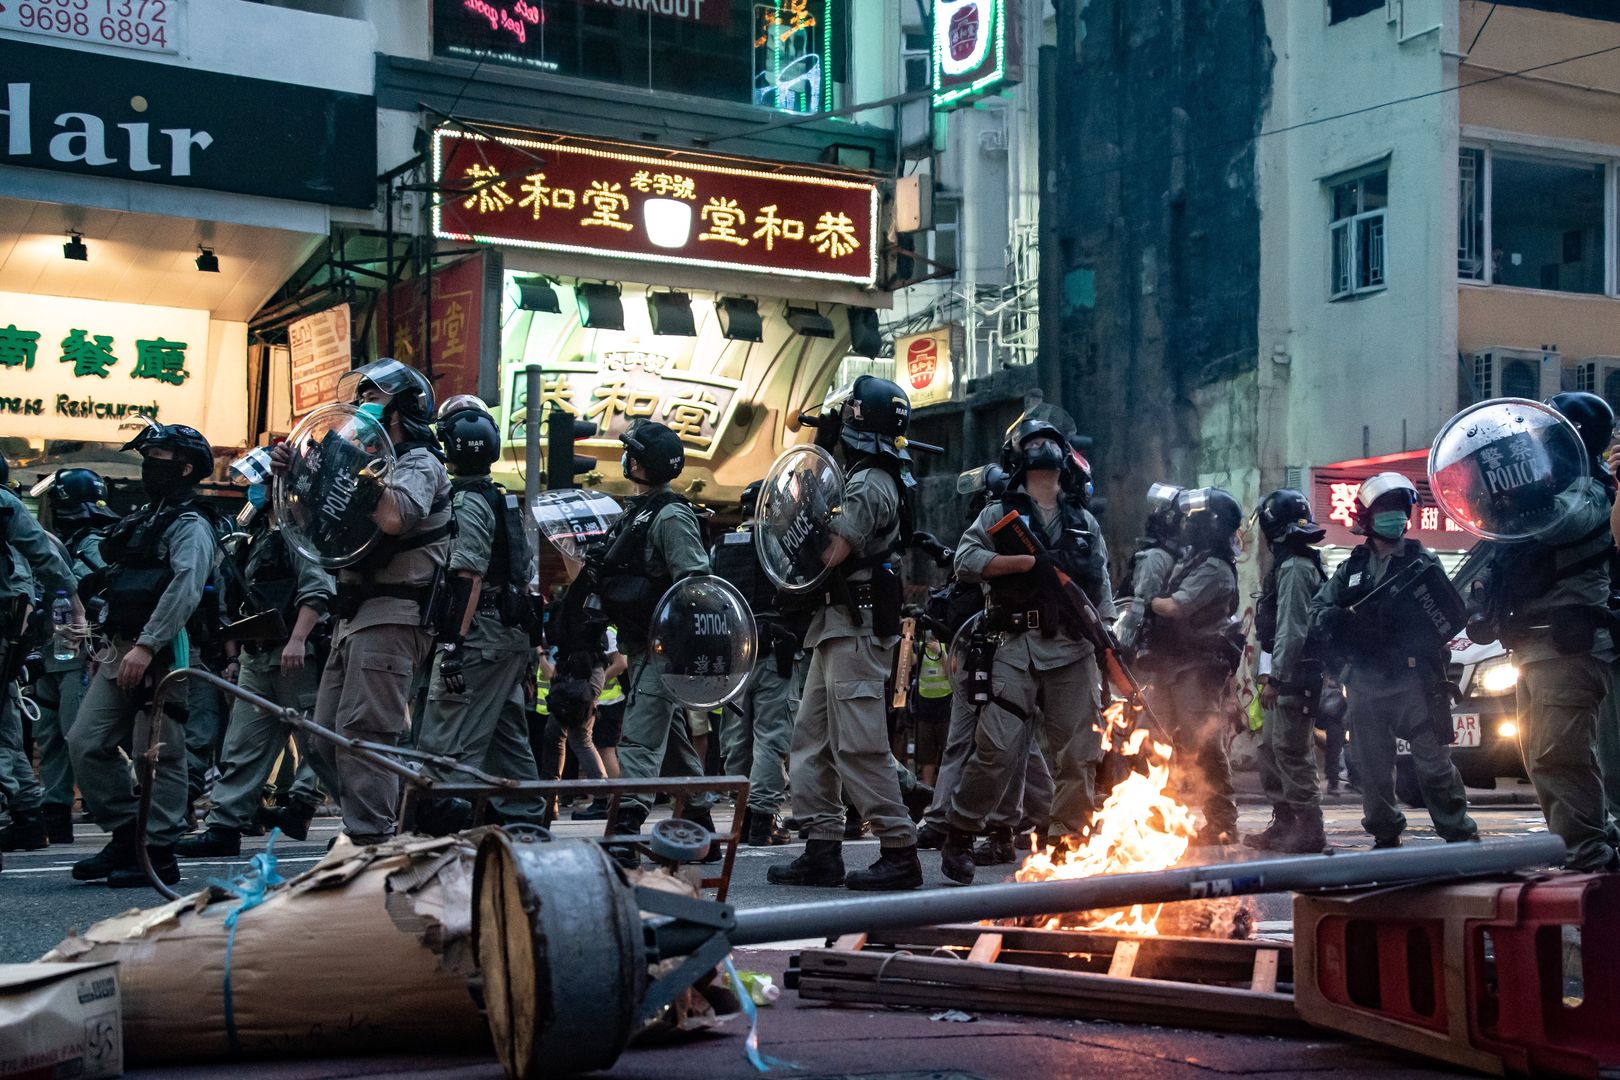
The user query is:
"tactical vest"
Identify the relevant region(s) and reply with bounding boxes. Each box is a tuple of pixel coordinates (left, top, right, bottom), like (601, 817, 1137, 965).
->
(594, 488, 687, 648)
(1255, 544, 1326, 654)
(1480, 519, 1615, 650)
(710, 527, 779, 619)
(1334, 540, 1448, 669)
(1117, 541, 1177, 601)
(985, 492, 1108, 636)
(457, 477, 529, 589)
(97, 498, 223, 642)
(242, 524, 300, 625)
(346, 442, 454, 585)
(1143, 550, 1241, 664)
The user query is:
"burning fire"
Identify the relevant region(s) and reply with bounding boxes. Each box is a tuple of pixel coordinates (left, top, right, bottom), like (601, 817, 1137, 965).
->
(1014, 702, 1199, 936)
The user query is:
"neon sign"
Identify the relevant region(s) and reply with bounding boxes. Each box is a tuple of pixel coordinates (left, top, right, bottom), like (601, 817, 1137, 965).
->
(931, 0, 1021, 109)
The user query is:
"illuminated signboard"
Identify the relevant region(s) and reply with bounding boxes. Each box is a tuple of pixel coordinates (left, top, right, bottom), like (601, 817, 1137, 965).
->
(895, 325, 954, 408)
(433, 127, 879, 286)
(0, 290, 211, 443)
(932, 0, 1021, 109)
(1312, 452, 1473, 552)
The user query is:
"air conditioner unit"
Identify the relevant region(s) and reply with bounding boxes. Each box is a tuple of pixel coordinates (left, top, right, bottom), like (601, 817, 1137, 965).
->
(1565, 357, 1620, 415)
(1469, 347, 1560, 404)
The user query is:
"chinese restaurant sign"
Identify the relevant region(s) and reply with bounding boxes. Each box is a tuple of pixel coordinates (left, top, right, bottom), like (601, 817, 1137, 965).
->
(386, 254, 490, 405)
(433, 127, 879, 286)
(0, 290, 210, 443)
(510, 352, 743, 461)
(1313, 454, 1473, 552)
(933, 0, 1021, 109)
(288, 304, 352, 420)
(895, 325, 954, 408)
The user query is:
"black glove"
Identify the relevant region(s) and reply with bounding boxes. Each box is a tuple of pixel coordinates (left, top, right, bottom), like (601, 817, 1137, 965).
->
(438, 640, 467, 694)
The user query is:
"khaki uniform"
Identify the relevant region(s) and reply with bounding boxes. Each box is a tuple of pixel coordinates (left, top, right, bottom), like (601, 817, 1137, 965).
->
(1501, 479, 1618, 871)
(1115, 543, 1177, 652)
(787, 466, 915, 847)
(67, 500, 216, 846)
(1310, 542, 1477, 844)
(30, 531, 101, 809)
(615, 487, 713, 819)
(949, 500, 1113, 836)
(1143, 555, 1239, 836)
(720, 656, 794, 818)
(311, 445, 451, 840)
(1258, 553, 1326, 810)
(922, 692, 1053, 834)
(203, 526, 335, 832)
(3, 497, 78, 817)
(417, 478, 544, 823)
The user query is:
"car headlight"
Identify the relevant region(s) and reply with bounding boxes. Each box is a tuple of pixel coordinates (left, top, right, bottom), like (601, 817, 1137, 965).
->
(1471, 659, 1519, 697)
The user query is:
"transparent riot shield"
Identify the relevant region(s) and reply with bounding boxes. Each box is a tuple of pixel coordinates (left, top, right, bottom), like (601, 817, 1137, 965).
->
(531, 489, 624, 562)
(647, 575, 758, 709)
(1427, 398, 1589, 541)
(274, 404, 394, 569)
(947, 610, 985, 696)
(754, 444, 845, 594)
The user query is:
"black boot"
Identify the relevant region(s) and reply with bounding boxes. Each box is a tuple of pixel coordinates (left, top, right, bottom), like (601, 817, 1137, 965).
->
(0, 808, 49, 851)
(915, 822, 948, 849)
(259, 800, 317, 842)
(72, 824, 139, 881)
(606, 808, 646, 870)
(766, 838, 845, 886)
(175, 825, 242, 858)
(108, 845, 180, 889)
(1276, 804, 1327, 854)
(746, 812, 792, 846)
(970, 827, 1016, 867)
(843, 807, 869, 840)
(42, 803, 74, 845)
(682, 807, 724, 864)
(414, 797, 474, 837)
(847, 844, 924, 891)
(1242, 805, 1295, 851)
(939, 828, 977, 885)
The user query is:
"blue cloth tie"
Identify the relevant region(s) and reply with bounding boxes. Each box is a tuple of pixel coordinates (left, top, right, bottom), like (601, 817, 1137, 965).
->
(209, 828, 286, 1055)
(723, 956, 796, 1073)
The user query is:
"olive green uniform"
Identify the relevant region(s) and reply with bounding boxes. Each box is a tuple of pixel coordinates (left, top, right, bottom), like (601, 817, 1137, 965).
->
(1258, 554, 1326, 810)
(616, 487, 714, 820)
(312, 445, 451, 840)
(1310, 542, 1477, 844)
(67, 501, 216, 846)
(30, 531, 101, 810)
(417, 478, 544, 823)
(787, 467, 915, 847)
(1116, 544, 1177, 653)
(714, 526, 796, 820)
(203, 529, 335, 832)
(1501, 478, 1618, 871)
(3, 494, 77, 817)
(949, 501, 1114, 837)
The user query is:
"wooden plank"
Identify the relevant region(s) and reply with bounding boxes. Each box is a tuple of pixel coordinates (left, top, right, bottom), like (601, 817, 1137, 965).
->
(832, 933, 867, 952)
(863, 924, 1292, 974)
(967, 933, 1004, 965)
(1250, 948, 1280, 994)
(1107, 939, 1141, 979)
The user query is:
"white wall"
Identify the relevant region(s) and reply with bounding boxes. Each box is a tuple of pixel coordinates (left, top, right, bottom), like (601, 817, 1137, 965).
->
(1256, 0, 1459, 477)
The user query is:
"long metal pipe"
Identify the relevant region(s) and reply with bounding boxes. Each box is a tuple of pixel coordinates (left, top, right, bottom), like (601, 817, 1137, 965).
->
(726, 836, 1566, 946)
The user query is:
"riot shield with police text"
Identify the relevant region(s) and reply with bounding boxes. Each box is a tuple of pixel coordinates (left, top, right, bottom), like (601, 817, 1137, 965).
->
(531, 489, 624, 562)
(647, 575, 758, 708)
(1427, 398, 1587, 541)
(275, 404, 394, 569)
(754, 444, 845, 594)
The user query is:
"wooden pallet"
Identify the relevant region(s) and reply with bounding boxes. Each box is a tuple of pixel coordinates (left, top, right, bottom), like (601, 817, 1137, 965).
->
(786, 924, 1307, 1035)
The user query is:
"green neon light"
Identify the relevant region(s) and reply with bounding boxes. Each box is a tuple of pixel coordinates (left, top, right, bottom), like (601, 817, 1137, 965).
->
(931, 0, 1008, 109)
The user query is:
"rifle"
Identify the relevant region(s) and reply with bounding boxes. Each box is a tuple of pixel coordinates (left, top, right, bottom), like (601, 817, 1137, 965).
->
(987, 510, 1172, 745)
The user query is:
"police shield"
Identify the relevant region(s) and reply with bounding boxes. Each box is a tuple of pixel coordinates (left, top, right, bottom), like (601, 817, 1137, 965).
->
(754, 444, 845, 594)
(648, 575, 758, 709)
(275, 404, 394, 568)
(531, 489, 624, 562)
(1427, 398, 1588, 541)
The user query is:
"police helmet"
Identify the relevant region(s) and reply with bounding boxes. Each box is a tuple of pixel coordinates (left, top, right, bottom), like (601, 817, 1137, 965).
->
(1000, 416, 1070, 473)
(1354, 472, 1418, 532)
(1178, 487, 1243, 553)
(1257, 488, 1325, 545)
(337, 359, 437, 441)
(1547, 391, 1615, 463)
(1145, 482, 1185, 542)
(739, 479, 763, 518)
(833, 375, 912, 459)
(436, 400, 501, 475)
(620, 419, 685, 485)
(122, 421, 213, 482)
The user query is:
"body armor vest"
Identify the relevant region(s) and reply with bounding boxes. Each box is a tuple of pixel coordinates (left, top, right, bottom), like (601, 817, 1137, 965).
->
(97, 498, 222, 641)
(710, 527, 779, 619)
(985, 492, 1108, 635)
(594, 488, 687, 648)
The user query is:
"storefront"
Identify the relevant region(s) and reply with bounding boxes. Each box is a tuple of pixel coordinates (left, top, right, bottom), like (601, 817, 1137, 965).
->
(1312, 449, 1476, 571)
(428, 124, 886, 504)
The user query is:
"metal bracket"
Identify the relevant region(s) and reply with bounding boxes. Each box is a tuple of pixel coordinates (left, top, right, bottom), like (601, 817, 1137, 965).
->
(637, 931, 734, 1023)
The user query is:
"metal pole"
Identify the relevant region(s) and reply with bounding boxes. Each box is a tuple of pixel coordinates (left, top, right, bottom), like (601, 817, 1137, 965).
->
(524, 364, 543, 506)
(726, 836, 1567, 946)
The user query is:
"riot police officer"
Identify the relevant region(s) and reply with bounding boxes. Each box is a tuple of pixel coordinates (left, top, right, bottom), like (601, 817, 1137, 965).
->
(1115, 483, 1184, 654)
(283, 359, 453, 846)
(1309, 472, 1477, 848)
(595, 419, 715, 863)
(177, 449, 336, 857)
(29, 468, 118, 844)
(767, 376, 922, 891)
(711, 480, 796, 846)
(1142, 487, 1244, 845)
(68, 423, 221, 886)
(414, 397, 547, 830)
(1245, 489, 1328, 853)
(939, 418, 1115, 884)
(0, 467, 81, 861)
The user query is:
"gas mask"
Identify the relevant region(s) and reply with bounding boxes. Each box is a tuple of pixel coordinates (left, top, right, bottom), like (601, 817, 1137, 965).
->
(1021, 440, 1065, 472)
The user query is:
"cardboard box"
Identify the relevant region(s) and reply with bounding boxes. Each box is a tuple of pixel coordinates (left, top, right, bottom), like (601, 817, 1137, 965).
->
(0, 962, 123, 1080)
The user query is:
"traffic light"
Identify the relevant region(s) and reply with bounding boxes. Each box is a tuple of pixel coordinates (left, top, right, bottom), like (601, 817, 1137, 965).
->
(545, 408, 597, 490)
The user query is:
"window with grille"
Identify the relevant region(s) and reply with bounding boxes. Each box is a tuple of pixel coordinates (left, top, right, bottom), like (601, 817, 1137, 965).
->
(1458, 143, 1610, 296)
(1330, 170, 1388, 300)
(1459, 148, 1484, 280)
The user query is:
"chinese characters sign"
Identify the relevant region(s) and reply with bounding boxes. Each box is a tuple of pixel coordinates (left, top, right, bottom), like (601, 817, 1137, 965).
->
(387, 254, 491, 405)
(895, 326, 954, 408)
(509, 353, 743, 461)
(433, 127, 879, 285)
(933, 0, 1021, 109)
(288, 304, 352, 419)
(0, 290, 210, 443)
(1313, 454, 1473, 552)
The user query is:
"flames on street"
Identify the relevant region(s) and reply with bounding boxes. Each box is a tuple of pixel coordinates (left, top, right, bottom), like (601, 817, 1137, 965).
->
(1014, 701, 1200, 936)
